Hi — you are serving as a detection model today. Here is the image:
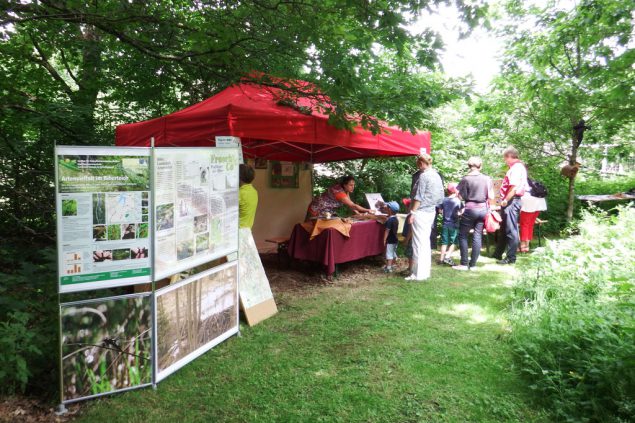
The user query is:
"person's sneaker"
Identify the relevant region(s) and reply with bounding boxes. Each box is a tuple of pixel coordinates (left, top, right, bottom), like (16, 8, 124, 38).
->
(405, 274, 423, 281)
(386, 266, 394, 273)
(452, 265, 470, 271)
(497, 258, 515, 265)
(443, 257, 456, 266)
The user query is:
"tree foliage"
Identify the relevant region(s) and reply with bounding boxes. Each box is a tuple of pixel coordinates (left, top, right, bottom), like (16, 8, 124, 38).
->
(476, 0, 635, 220)
(0, 0, 484, 243)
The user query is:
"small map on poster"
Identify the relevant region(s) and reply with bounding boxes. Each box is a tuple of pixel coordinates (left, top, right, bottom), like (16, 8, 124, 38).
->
(154, 147, 239, 280)
(55, 146, 152, 293)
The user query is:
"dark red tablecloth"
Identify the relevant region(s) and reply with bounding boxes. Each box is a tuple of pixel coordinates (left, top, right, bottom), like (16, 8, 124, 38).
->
(288, 220, 384, 275)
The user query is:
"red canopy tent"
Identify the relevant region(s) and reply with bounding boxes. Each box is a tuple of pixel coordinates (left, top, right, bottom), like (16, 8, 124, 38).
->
(115, 82, 430, 162)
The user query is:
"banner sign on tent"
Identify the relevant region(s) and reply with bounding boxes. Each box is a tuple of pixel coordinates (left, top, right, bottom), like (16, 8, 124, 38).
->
(55, 146, 152, 293)
(155, 260, 239, 381)
(215, 136, 244, 164)
(153, 147, 239, 280)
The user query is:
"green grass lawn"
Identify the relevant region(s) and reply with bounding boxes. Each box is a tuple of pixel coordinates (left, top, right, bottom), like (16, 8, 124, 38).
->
(76, 257, 548, 423)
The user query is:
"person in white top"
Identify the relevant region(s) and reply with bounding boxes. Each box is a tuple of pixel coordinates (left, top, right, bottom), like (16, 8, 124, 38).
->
(519, 190, 547, 252)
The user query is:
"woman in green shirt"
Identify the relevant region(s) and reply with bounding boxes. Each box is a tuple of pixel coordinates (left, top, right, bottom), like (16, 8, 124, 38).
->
(239, 164, 258, 229)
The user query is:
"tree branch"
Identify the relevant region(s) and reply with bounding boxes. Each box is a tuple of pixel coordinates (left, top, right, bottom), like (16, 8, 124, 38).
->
(59, 49, 81, 88)
(28, 32, 74, 97)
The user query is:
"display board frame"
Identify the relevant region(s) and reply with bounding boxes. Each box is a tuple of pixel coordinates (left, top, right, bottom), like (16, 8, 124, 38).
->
(153, 147, 240, 280)
(55, 146, 153, 293)
(59, 292, 153, 405)
(55, 144, 242, 409)
(154, 260, 239, 382)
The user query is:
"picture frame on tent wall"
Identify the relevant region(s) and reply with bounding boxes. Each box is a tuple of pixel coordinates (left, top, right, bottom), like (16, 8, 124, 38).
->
(254, 157, 268, 169)
(269, 161, 299, 188)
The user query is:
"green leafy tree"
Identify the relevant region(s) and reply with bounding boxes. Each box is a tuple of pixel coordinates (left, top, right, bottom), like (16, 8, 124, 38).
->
(0, 0, 485, 241)
(488, 0, 634, 221)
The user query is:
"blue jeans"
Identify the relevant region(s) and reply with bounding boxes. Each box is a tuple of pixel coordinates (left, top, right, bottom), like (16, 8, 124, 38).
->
(458, 207, 487, 267)
(494, 197, 522, 262)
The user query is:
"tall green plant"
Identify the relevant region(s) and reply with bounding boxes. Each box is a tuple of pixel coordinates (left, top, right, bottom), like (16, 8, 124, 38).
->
(509, 207, 635, 421)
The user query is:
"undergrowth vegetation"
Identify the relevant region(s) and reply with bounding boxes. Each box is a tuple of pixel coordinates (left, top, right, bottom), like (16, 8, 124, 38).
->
(509, 207, 635, 422)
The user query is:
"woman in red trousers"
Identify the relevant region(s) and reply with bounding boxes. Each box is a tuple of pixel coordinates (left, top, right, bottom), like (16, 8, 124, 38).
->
(519, 190, 547, 252)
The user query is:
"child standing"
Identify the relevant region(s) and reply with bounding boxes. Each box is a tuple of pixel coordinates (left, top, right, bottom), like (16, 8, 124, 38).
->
(382, 201, 400, 273)
(439, 183, 462, 265)
(401, 198, 414, 276)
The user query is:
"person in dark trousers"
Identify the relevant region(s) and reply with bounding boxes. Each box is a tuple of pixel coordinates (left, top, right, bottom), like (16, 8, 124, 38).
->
(493, 147, 528, 264)
(453, 157, 494, 271)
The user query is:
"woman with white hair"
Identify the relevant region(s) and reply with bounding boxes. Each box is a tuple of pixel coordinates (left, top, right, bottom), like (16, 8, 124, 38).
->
(453, 156, 494, 271)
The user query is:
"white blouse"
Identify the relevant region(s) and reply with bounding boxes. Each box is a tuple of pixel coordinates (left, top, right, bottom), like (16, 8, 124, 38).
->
(521, 193, 548, 213)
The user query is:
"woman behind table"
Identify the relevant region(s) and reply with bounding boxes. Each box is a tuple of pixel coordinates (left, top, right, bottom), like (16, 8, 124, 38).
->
(519, 188, 547, 252)
(306, 175, 371, 219)
(453, 156, 494, 271)
(406, 154, 444, 281)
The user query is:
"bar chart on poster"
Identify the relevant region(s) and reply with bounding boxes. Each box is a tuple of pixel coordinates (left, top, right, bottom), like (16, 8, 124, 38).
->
(153, 147, 240, 280)
(55, 146, 152, 293)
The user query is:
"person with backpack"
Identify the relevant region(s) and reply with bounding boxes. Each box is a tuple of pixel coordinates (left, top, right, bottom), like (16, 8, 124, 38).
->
(519, 178, 548, 252)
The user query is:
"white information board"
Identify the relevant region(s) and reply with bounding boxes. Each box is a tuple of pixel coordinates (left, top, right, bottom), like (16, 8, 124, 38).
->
(153, 147, 239, 280)
(55, 146, 152, 293)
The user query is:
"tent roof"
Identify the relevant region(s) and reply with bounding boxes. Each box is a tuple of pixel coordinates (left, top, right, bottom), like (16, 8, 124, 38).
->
(115, 82, 431, 163)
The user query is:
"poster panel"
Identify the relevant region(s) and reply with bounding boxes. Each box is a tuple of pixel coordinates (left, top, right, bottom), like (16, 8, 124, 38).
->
(154, 147, 239, 280)
(238, 228, 277, 326)
(155, 261, 239, 381)
(60, 293, 152, 404)
(55, 146, 152, 293)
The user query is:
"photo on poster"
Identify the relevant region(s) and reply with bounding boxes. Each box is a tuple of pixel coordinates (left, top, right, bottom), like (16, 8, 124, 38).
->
(93, 225, 107, 241)
(131, 246, 148, 259)
(58, 155, 149, 193)
(112, 248, 131, 261)
(121, 223, 136, 239)
(92, 193, 105, 224)
(156, 263, 238, 377)
(62, 199, 77, 216)
(156, 203, 174, 231)
(176, 239, 194, 260)
(193, 215, 208, 233)
(107, 224, 121, 240)
(93, 250, 112, 262)
(61, 294, 151, 403)
(196, 233, 209, 253)
(137, 223, 148, 239)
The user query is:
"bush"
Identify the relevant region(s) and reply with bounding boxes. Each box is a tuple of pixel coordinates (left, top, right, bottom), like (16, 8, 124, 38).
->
(0, 312, 42, 394)
(509, 207, 635, 422)
(0, 244, 58, 396)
